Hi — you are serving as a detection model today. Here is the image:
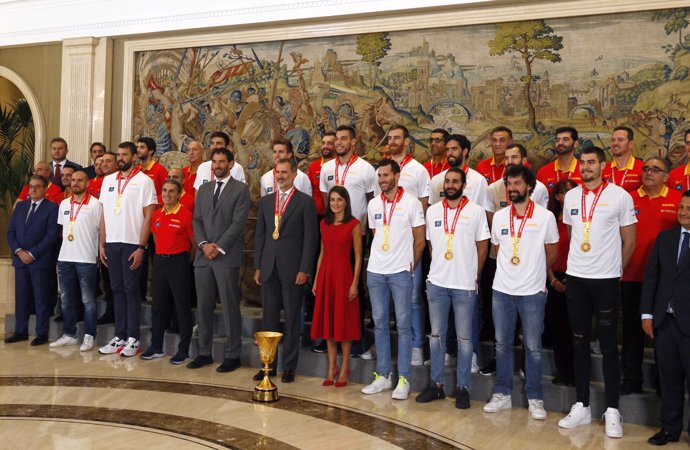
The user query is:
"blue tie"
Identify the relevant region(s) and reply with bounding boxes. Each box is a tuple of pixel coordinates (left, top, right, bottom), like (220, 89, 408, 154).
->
(679, 231, 689, 265)
(25, 202, 37, 224)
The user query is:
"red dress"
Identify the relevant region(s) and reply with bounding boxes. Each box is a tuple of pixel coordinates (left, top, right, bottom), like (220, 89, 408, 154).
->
(311, 218, 361, 342)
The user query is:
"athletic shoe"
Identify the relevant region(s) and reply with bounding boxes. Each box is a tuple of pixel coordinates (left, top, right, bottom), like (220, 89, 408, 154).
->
(98, 337, 126, 355)
(361, 372, 392, 394)
(360, 345, 376, 360)
(169, 351, 189, 365)
(479, 358, 496, 376)
(140, 346, 165, 360)
(455, 386, 470, 409)
(603, 408, 623, 438)
(392, 376, 410, 400)
(445, 353, 457, 366)
(411, 347, 424, 366)
(558, 402, 591, 429)
(120, 337, 141, 357)
(415, 384, 445, 403)
(483, 393, 512, 412)
(80, 334, 94, 352)
(528, 399, 547, 420)
(471, 353, 479, 374)
(49, 334, 78, 348)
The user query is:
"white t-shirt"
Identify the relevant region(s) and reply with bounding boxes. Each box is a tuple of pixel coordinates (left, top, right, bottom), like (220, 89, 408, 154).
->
(100, 170, 157, 245)
(193, 160, 246, 190)
(367, 190, 425, 275)
(57, 195, 103, 264)
(563, 183, 637, 279)
(429, 167, 488, 208)
(320, 156, 376, 232)
(260, 169, 312, 197)
(484, 179, 549, 212)
(491, 202, 559, 295)
(426, 198, 490, 290)
(374, 158, 430, 199)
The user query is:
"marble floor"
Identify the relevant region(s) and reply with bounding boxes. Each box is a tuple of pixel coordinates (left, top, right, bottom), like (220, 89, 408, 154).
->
(0, 340, 681, 449)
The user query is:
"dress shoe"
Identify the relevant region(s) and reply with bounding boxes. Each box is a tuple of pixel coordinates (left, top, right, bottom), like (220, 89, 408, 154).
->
(334, 371, 349, 388)
(4, 333, 28, 344)
(30, 336, 49, 346)
(648, 430, 679, 446)
(186, 355, 214, 369)
(281, 369, 296, 383)
(620, 381, 643, 395)
(253, 368, 277, 381)
(216, 358, 241, 373)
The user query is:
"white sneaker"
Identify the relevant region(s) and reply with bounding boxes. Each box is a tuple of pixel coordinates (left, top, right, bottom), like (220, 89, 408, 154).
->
(361, 345, 376, 360)
(361, 372, 393, 394)
(80, 334, 94, 352)
(411, 347, 424, 366)
(98, 337, 126, 354)
(423, 358, 431, 367)
(120, 337, 140, 357)
(445, 353, 457, 366)
(483, 393, 512, 412)
(392, 376, 410, 400)
(49, 334, 78, 348)
(603, 408, 623, 438)
(528, 399, 547, 420)
(471, 353, 479, 374)
(558, 402, 591, 429)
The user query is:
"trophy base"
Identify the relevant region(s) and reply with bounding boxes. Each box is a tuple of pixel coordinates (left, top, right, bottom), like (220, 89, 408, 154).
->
(253, 387, 279, 402)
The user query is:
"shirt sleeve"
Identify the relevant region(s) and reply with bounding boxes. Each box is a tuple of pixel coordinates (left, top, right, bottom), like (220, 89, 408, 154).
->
(142, 176, 157, 207)
(193, 163, 208, 191)
(490, 212, 500, 246)
(475, 177, 488, 211)
(562, 191, 573, 226)
(417, 168, 431, 198)
(619, 190, 637, 226)
(364, 163, 376, 193)
(56, 203, 65, 226)
(299, 171, 313, 196)
(319, 164, 330, 193)
(411, 198, 425, 227)
(476, 208, 491, 241)
(545, 210, 560, 244)
(425, 214, 432, 241)
(367, 201, 376, 230)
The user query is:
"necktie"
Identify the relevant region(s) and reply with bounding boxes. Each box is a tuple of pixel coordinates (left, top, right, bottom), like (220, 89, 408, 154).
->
(279, 192, 286, 211)
(54, 163, 62, 186)
(678, 231, 689, 265)
(213, 181, 223, 208)
(26, 202, 37, 224)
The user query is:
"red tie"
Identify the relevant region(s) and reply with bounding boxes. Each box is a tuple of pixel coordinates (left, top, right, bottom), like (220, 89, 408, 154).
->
(54, 163, 62, 186)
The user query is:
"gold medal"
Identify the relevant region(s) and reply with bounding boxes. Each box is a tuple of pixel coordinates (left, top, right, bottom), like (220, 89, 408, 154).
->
(114, 207, 121, 216)
(444, 250, 453, 260)
(581, 242, 591, 252)
(67, 234, 74, 242)
(382, 242, 390, 251)
(511, 255, 520, 265)
(272, 230, 279, 240)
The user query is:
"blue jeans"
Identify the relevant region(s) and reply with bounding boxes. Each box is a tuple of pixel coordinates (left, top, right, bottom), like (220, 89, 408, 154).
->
(411, 262, 425, 348)
(492, 290, 546, 400)
(367, 270, 412, 378)
(427, 282, 476, 387)
(57, 261, 98, 337)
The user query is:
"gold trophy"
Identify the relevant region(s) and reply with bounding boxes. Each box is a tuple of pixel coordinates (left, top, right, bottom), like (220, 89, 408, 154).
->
(253, 331, 283, 402)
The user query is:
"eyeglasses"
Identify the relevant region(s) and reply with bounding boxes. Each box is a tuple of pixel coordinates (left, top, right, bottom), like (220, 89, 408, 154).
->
(642, 166, 667, 174)
(28, 184, 45, 189)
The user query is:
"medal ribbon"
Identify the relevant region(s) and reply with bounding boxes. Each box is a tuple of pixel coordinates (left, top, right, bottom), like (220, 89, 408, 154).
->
(399, 155, 413, 171)
(509, 200, 534, 260)
(381, 187, 405, 247)
(274, 187, 297, 231)
(116, 166, 140, 209)
(68, 193, 90, 237)
(443, 196, 468, 254)
(580, 181, 608, 245)
(335, 154, 358, 186)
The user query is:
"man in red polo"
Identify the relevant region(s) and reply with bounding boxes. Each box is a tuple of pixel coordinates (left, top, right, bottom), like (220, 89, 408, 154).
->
(15, 161, 63, 207)
(168, 167, 195, 214)
(183, 140, 204, 194)
(667, 129, 690, 192)
(307, 131, 336, 217)
(603, 126, 643, 192)
(476, 127, 513, 185)
(537, 126, 582, 195)
(137, 137, 168, 205)
(424, 129, 450, 179)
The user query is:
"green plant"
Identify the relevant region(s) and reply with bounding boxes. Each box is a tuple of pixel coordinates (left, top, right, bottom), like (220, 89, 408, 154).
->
(0, 98, 34, 217)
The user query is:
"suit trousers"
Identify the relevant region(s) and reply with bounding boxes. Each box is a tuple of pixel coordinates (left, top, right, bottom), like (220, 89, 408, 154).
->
(105, 243, 144, 340)
(262, 267, 304, 371)
(656, 314, 690, 436)
(151, 253, 193, 354)
(195, 265, 242, 359)
(14, 266, 53, 337)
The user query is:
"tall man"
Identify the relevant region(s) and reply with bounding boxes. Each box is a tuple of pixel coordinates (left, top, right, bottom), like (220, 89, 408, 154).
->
(424, 128, 450, 179)
(666, 130, 690, 192)
(15, 161, 63, 206)
(361, 159, 425, 400)
(558, 146, 636, 439)
(537, 126, 582, 195)
(603, 126, 643, 192)
(260, 139, 312, 196)
(641, 191, 690, 446)
(5, 175, 60, 345)
(416, 167, 489, 408)
(193, 131, 247, 189)
(476, 126, 513, 185)
(98, 142, 157, 357)
(83, 142, 106, 179)
(483, 165, 558, 420)
(429, 134, 487, 207)
(136, 137, 168, 205)
(308, 131, 336, 217)
(50, 170, 102, 351)
(188, 148, 250, 372)
(620, 157, 681, 395)
(49, 137, 82, 190)
(254, 158, 318, 383)
(183, 140, 204, 193)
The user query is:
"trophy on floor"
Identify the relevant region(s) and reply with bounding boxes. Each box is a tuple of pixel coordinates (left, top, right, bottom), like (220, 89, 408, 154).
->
(253, 331, 283, 402)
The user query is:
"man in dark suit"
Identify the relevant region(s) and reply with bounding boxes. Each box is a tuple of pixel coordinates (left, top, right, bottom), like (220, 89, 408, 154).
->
(83, 142, 106, 179)
(254, 157, 318, 383)
(5, 175, 60, 345)
(188, 148, 250, 372)
(641, 190, 690, 446)
(49, 137, 82, 190)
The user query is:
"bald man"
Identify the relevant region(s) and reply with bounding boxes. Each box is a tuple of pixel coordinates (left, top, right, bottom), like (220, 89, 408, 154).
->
(183, 140, 204, 193)
(15, 161, 64, 207)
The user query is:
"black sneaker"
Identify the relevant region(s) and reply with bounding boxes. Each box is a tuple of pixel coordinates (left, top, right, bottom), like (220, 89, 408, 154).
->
(455, 386, 470, 409)
(479, 359, 496, 376)
(311, 340, 327, 353)
(415, 384, 445, 403)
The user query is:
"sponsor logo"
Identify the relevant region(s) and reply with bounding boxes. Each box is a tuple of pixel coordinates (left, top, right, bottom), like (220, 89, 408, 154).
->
(435, 220, 442, 227)
(375, 213, 382, 220)
(501, 229, 509, 235)
(267, 187, 274, 193)
(63, 210, 69, 215)
(500, 201, 507, 207)
(108, 187, 115, 192)
(570, 208, 579, 215)
(328, 175, 334, 181)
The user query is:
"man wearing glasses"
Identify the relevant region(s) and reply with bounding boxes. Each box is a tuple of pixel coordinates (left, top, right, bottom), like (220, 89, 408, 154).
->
(423, 129, 449, 179)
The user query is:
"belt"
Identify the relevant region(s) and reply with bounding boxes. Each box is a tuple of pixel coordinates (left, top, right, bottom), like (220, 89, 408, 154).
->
(156, 252, 187, 258)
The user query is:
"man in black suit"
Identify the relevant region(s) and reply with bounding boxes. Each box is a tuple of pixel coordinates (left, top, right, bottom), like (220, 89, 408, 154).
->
(254, 157, 318, 383)
(641, 190, 690, 446)
(5, 175, 60, 345)
(49, 137, 82, 190)
(83, 142, 106, 179)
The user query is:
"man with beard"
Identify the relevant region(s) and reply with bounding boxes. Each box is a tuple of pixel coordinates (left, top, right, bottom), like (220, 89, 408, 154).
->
(137, 137, 168, 205)
(83, 142, 106, 179)
(416, 167, 489, 408)
(476, 126, 513, 185)
(98, 142, 157, 357)
(424, 129, 450, 179)
(558, 146, 636, 438)
(193, 132, 247, 190)
(483, 165, 558, 420)
(537, 126, 583, 195)
(308, 131, 336, 217)
(603, 126, 643, 192)
(49, 137, 82, 191)
(260, 138, 312, 197)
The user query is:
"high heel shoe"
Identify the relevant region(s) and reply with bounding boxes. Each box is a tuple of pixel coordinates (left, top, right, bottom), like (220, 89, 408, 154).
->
(334, 369, 350, 388)
(322, 366, 340, 386)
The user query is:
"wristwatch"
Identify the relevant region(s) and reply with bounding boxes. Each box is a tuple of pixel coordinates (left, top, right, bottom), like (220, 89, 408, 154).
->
(138, 245, 146, 251)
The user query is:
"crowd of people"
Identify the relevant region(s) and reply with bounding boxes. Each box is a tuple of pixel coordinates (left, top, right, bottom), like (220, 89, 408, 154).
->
(5, 125, 690, 444)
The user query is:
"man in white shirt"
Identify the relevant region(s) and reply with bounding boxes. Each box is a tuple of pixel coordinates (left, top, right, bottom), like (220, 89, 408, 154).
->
(193, 131, 247, 190)
(98, 141, 157, 357)
(558, 146, 637, 438)
(416, 167, 489, 408)
(483, 165, 558, 420)
(429, 134, 487, 207)
(260, 138, 312, 197)
(361, 159, 425, 400)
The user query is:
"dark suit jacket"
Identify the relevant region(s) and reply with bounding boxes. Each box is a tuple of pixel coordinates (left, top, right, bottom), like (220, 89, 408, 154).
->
(83, 165, 97, 179)
(254, 189, 318, 283)
(641, 226, 690, 336)
(193, 177, 250, 269)
(50, 160, 83, 189)
(7, 199, 60, 269)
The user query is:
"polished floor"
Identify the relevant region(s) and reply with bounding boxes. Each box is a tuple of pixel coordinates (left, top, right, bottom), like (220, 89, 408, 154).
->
(0, 335, 679, 450)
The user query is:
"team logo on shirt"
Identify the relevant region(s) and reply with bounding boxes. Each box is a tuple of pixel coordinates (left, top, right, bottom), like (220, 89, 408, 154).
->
(676, 184, 683, 190)
(500, 201, 507, 207)
(63, 210, 69, 215)
(501, 229, 509, 235)
(570, 209, 579, 215)
(267, 187, 274, 193)
(327, 175, 334, 181)
(634, 209, 640, 215)
(375, 213, 382, 220)
(548, 182, 555, 188)
(155, 221, 160, 227)
(108, 186, 115, 192)
(316, 174, 320, 179)
(435, 220, 442, 227)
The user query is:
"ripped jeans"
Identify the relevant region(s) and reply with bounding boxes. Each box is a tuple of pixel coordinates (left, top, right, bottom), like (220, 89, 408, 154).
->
(566, 275, 621, 409)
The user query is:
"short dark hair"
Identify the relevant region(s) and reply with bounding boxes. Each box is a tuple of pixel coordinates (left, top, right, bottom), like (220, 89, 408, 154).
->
(137, 137, 157, 152)
(335, 125, 355, 138)
(323, 130, 337, 138)
(276, 157, 297, 173)
(210, 131, 230, 146)
(272, 138, 294, 155)
(103, 151, 117, 159)
(118, 142, 137, 155)
(389, 124, 409, 139)
(212, 148, 234, 162)
(90, 142, 106, 152)
(683, 190, 690, 199)
(445, 166, 466, 184)
(447, 133, 471, 151)
(325, 186, 354, 225)
(644, 156, 670, 172)
(491, 126, 513, 139)
(431, 128, 450, 141)
(504, 164, 536, 194)
(163, 179, 182, 194)
(30, 175, 48, 187)
(50, 137, 67, 147)
(581, 146, 606, 163)
(555, 126, 578, 141)
(377, 158, 401, 174)
(507, 143, 528, 159)
(685, 129, 690, 141)
(612, 125, 634, 141)
(71, 169, 89, 179)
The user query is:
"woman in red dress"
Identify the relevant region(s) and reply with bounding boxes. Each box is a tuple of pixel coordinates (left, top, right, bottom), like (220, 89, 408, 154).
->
(311, 186, 362, 387)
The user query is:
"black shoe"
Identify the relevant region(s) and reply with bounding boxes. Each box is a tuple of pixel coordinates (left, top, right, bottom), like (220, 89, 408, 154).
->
(648, 430, 680, 446)
(30, 336, 48, 346)
(455, 386, 471, 409)
(552, 373, 567, 386)
(253, 368, 277, 381)
(186, 355, 214, 369)
(4, 333, 28, 344)
(415, 384, 445, 403)
(97, 313, 115, 325)
(620, 381, 643, 396)
(478, 359, 496, 376)
(350, 341, 363, 358)
(53, 315, 63, 323)
(311, 340, 327, 353)
(281, 369, 296, 383)
(216, 358, 241, 373)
